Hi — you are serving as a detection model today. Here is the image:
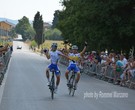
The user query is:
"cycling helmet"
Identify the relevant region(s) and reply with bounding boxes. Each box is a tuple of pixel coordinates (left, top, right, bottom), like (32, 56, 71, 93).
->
(51, 43, 57, 48)
(71, 45, 78, 50)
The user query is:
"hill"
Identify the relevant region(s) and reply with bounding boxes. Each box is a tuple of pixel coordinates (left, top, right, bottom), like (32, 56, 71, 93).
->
(0, 17, 18, 25)
(0, 17, 51, 26)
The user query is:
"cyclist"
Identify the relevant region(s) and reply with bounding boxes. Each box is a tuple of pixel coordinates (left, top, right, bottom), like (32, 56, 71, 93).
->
(65, 42, 87, 90)
(44, 43, 70, 93)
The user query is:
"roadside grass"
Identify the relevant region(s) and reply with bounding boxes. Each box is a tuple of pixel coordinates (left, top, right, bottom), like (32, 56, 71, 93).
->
(26, 40, 67, 52)
(42, 40, 66, 49)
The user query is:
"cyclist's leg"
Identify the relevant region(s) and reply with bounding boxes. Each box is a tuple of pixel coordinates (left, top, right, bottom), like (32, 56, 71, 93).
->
(75, 66, 80, 83)
(65, 64, 71, 81)
(54, 67, 61, 93)
(74, 72, 80, 90)
(65, 70, 70, 81)
(46, 68, 50, 81)
(55, 71, 61, 87)
(76, 72, 81, 83)
(46, 64, 52, 83)
(54, 65, 61, 88)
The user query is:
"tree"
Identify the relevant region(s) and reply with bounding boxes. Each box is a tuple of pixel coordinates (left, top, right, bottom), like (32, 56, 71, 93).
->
(25, 27, 35, 40)
(57, 0, 135, 53)
(52, 10, 60, 29)
(33, 11, 44, 48)
(9, 27, 17, 38)
(44, 28, 63, 40)
(15, 16, 34, 40)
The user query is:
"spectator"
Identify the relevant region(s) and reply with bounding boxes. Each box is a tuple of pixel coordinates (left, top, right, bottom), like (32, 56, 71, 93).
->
(121, 54, 128, 69)
(126, 60, 135, 82)
(100, 51, 107, 64)
(0, 44, 9, 56)
(127, 60, 135, 82)
(88, 52, 95, 63)
(113, 55, 125, 85)
(120, 58, 133, 86)
(95, 52, 101, 64)
(82, 52, 89, 65)
(10, 45, 13, 53)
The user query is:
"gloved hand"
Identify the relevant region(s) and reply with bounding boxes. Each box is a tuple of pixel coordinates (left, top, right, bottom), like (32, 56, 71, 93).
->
(44, 49, 49, 53)
(64, 40, 68, 44)
(84, 41, 88, 47)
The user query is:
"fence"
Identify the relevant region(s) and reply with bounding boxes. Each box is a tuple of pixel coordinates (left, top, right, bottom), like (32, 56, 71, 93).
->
(59, 57, 135, 89)
(0, 48, 12, 85)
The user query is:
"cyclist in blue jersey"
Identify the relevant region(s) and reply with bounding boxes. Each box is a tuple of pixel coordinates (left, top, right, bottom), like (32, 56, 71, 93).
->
(44, 43, 70, 93)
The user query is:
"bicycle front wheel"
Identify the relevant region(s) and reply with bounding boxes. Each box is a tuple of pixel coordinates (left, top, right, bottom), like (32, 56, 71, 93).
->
(72, 81, 76, 96)
(51, 75, 55, 99)
(68, 75, 75, 95)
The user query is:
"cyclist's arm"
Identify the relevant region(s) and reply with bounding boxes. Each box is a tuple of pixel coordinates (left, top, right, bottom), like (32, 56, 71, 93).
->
(80, 46, 87, 57)
(45, 52, 50, 59)
(58, 50, 73, 61)
(59, 53, 71, 60)
(64, 43, 69, 55)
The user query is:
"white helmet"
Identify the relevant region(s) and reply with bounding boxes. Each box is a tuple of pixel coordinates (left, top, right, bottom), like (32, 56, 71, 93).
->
(71, 45, 78, 50)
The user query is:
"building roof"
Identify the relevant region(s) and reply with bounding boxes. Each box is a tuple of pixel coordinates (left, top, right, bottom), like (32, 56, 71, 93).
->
(44, 22, 52, 28)
(0, 20, 15, 27)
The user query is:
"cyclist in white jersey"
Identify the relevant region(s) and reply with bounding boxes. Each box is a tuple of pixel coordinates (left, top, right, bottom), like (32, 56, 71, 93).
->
(65, 42, 87, 90)
(44, 43, 70, 93)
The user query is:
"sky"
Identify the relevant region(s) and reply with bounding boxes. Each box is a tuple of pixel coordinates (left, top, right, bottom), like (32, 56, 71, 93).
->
(0, 0, 63, 22)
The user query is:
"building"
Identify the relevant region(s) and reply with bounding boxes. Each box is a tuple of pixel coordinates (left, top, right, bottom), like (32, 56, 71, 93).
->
(43, 22, 52, 30)
(0, 21, 14, 38)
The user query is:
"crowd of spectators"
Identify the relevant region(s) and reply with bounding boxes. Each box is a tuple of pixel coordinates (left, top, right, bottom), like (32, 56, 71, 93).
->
(0, 43, 12, 85)
(79, 50, 135, 88)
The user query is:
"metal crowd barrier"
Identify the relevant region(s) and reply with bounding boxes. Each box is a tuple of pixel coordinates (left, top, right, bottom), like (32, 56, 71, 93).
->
(0, 48, 12, 85)
(59, 57, 135, 89)
(128, 75, 135, 89)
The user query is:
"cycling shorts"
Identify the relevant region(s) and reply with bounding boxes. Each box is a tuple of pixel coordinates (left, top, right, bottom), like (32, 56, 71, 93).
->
(67, 63, 80, 73)
(48, 64, 60, 76)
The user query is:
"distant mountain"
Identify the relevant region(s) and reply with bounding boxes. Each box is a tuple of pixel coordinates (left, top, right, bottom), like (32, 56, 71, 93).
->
(0, 17, 52, 26)
(0, 17, 18, 25)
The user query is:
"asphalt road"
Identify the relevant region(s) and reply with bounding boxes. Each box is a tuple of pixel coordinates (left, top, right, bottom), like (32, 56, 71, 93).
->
(0, 41, 135, 110)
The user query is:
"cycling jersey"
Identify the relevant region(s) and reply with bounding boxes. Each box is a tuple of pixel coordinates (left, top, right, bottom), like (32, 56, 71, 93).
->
(68, 53, 81, 65)
(49, 50, 62, 64)
(67, 53, 81, 73)
(47, 50, 62, 76)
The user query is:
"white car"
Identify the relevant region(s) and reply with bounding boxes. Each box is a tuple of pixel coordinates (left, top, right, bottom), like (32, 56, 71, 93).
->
(17, 45, 22, 49)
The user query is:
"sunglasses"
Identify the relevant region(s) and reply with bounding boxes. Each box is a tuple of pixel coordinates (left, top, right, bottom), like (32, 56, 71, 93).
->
(52, 45, 57, 48)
